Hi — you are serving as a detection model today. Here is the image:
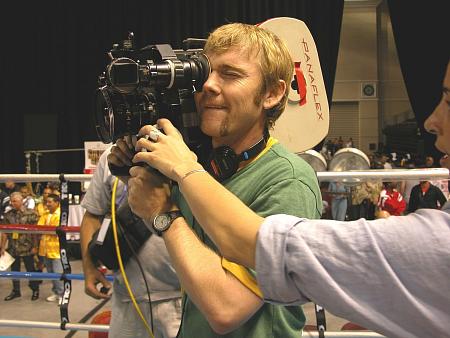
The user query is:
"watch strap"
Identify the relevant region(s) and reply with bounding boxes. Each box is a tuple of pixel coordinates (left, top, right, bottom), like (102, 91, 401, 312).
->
(153, 210, 183, 236)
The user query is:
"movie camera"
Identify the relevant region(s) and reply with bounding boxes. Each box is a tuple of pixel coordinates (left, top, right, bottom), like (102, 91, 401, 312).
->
(94, 32, 210, 147)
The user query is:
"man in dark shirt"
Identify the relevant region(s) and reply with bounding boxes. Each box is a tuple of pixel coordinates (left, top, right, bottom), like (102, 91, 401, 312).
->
(408, 181, 447, 213)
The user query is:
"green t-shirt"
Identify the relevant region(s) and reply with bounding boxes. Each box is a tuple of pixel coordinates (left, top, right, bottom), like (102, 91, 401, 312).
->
(173, 141, 322, 338)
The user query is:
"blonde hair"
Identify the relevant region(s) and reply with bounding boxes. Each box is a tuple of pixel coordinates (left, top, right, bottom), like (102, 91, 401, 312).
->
(204, 23, 293, 128)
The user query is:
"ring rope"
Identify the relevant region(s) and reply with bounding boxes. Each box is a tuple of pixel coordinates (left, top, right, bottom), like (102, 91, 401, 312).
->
(0, 224, 81, 234)
(0, 271, 114, 281)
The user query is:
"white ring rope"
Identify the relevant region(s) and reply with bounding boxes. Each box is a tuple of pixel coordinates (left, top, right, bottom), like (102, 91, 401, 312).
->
(0, 168, 448, 183)
(0, 319, 109, 332)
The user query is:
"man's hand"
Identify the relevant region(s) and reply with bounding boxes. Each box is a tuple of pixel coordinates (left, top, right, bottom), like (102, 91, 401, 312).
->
(84, 264, 112, 299)
(128, 166, 175, 221)
(80, 211, 112, 299)
(0, 246, 5, 257)
(132, 119, 201, 182)
(107, 137, 136, 181)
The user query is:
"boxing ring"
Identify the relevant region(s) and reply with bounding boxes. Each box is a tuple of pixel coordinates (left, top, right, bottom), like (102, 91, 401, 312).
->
(0, 169, 448, 337)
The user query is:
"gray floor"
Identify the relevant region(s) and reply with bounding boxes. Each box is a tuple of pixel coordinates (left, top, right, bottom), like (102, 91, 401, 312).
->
(0, 259, 349, 338)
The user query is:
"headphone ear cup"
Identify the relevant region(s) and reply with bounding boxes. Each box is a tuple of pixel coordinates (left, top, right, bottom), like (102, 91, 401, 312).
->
(205, 146, 239, 182)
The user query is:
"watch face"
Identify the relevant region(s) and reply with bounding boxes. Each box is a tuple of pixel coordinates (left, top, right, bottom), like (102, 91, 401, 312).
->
(152, 211, 182, 235)
(154, 214, 170, 232)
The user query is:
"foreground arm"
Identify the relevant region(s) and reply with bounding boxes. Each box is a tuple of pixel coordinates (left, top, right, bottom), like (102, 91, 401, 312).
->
(128, 166, 263, 334)
(80, 211, 112, 299)
(132, 120, 266, 268)
(255, 210, 450, 338)
(132, 119, 450, 336)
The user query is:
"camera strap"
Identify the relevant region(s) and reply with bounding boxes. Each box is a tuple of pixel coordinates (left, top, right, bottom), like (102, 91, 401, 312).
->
(58, 174, 72, 330)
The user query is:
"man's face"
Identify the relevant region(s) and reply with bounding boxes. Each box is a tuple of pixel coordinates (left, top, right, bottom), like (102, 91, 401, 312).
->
(425, 62, 450, 156)
(42, 188, 51, 202)
(10, 196, 23, 210)
(194, 47, 269, 148)
(46, 197, 59, 213)
(5, 181, 15, 189)
(20, 187, 29, 198)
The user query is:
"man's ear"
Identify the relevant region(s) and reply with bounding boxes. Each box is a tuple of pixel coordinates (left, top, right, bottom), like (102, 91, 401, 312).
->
(263, 80, 287, 110)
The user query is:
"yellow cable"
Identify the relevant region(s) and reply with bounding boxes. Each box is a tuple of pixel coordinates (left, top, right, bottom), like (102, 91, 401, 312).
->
(111, 177, 154, 338)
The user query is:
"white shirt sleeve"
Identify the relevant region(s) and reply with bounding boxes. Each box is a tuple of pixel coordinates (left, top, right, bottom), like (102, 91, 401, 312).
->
(80, 146, 125, 215)
(255, 205, 450, 338)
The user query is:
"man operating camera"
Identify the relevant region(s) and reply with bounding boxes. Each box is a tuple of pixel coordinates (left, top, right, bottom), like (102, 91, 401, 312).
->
(110, 23, 322, 337)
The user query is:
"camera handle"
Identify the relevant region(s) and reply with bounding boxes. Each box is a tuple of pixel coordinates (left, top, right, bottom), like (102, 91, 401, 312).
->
(109, 162, 133, 176)
(108, 161, 165, 178)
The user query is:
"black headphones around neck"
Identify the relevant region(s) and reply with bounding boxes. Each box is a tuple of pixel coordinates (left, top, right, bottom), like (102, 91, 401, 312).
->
(203, 131, 269, 182)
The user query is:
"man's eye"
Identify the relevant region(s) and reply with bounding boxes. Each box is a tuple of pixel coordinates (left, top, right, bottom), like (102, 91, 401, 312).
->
(223, 71, 240, 78)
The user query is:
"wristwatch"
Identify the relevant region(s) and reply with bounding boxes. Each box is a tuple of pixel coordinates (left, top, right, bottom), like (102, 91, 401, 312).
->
(152, 210, 183, 236)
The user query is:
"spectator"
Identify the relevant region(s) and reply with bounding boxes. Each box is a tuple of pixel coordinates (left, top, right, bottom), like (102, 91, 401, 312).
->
(398, 162, 420, 210)
(0, 192, 40, 301)
(381, 154, 393, 169)
(320, 182, 332, 219)
(408, 181, 447, 213)
(0, 189, 8, 220)
(1, 180, 20, 216)
(345, 137, 354, 148)
(349, 181, 382, 220)
(35, 187, 52, 218)
(328, 181, 349, 221)
(425, 155, 435, 168)
(337, 136, 344, 150)
(37, 193, 63, 303)
(46, 182, 61, 196)
(429, 155, 450, 199)
(3, 180, 19, 195)
(20, 185, 35, 210)
(439, 155, 450, 196)
(378, 182, 406, 216)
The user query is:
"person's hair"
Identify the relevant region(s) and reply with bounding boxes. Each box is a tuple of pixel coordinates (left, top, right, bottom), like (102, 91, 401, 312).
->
(47, 182, 60, 190)
(204, 23, 293, 128)
(10, 191, 23, 201)
(47, 193, 60, 203)
(384, 182, 397, 190)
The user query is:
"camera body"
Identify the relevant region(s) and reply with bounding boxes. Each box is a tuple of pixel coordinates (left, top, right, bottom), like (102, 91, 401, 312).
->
(94, 33, 210, 149)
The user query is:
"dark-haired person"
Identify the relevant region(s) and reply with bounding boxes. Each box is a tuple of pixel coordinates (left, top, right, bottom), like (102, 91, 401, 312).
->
(408, 180, 447, 212)
(37, 193, 63, 303)
(127, 60, 450, 338)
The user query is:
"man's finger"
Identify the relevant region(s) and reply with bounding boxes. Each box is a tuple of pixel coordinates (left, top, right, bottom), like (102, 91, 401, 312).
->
(157, 119, 182, 138)
(109, 147, 132, 166)
(138, 124, 157, 137)
(116, 138, 135, 158)
(129, 165, 147, 178)
(135, 137, 158, 153)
